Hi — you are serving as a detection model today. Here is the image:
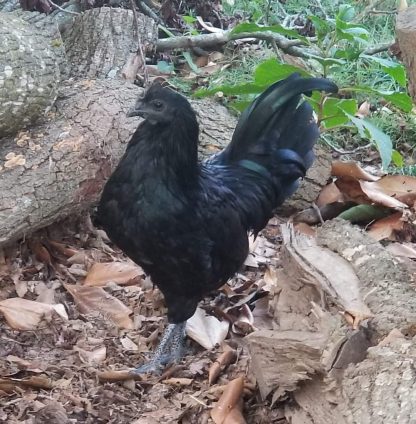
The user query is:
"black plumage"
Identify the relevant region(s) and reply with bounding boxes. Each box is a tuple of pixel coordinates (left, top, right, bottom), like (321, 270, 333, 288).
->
(97, 74, 338, 372)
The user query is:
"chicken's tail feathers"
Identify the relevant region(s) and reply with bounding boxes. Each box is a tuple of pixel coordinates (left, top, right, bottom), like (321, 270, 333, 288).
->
(221, 73, 338, 167)
(208, 74, 337, 234)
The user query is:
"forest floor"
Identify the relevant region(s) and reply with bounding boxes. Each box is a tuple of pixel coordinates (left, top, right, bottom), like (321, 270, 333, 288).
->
(0, 214, 286, 424)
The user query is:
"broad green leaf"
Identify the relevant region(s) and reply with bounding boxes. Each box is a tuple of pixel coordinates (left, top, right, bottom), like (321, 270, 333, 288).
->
(337, 4, 355, 22)
(362, 55, 407, 87)
(308, 15, 334, 41)
(346, 113, 392, 169)
(339, 204, 390, 223)
(334, 47, 363, 61)
(308, 55, 347, 68)
(321, 98, 357, 128)
(391, 150, 405, 168)
(254, 59, 310, 85)
(230, 22, 307, 42)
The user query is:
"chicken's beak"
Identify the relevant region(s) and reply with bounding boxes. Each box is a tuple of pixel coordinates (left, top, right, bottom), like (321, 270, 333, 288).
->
(127, 100, 148, 118)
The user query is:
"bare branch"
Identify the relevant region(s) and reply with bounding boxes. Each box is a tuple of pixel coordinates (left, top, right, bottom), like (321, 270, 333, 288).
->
(157, 29, 314, 58)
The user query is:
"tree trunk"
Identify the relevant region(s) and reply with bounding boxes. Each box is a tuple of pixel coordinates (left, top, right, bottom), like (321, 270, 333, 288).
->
(397, 5, 416, 101)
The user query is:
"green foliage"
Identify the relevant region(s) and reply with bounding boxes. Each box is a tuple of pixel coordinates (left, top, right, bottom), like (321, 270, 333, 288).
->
(198, 3, 412, 170)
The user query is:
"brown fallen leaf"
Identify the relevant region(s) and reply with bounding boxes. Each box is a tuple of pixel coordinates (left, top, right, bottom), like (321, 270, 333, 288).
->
(84, 262, 142, 286)
(208, 347, 237, 385)
(0, 298, 68, 330)
(368, 212, 404, 241)
(356, 101, 371, 119)
(48, 240, 79, 258)
(331, 161, 379, 182)
(365, 175, 416, 206)
(294, 222, 316, 237)
(64, 284, 134, 329)
(316, 181, 344, 207)
(360, 180, 408, 209)
(224, 399, 245, 424)
(211, 377, 245, 424)
(186, 307, 229, 350)
(75, 346, 107, 365)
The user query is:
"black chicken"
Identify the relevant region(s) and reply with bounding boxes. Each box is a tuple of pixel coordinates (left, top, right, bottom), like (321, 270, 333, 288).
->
(98, 74, 338, 373)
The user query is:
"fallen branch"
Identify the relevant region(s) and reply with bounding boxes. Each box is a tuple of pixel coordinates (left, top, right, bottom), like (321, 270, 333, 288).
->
(156, 29, 315, 58)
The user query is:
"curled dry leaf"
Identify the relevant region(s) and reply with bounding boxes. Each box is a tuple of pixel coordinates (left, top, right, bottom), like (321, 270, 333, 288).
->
(231, 304, 255, 336)
(356, 101, 371, 119)
(331, 161, 379, 182)
(84, 262, 143, 287)
(48, 240, 79, 258)
(365, 175, 416, 206)
(0, 375, 54, 393)
(75, 346, 107, 365)
(64, 284, 134, 329)
(316, 182, 344, 207)
(0, 298, 68, 330)
(186, 307, 229, 350)
(211, 376, 245, 424)
(97, 370, 144, 382)
(368, 212, 404, 241)
(208, 346, 237, 385)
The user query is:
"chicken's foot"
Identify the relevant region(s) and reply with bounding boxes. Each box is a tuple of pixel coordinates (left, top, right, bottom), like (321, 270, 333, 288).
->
(131, 322, 187, 374)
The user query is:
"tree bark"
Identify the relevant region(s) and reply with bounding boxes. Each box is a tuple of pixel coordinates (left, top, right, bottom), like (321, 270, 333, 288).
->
(396, 5, 416, 101)
(61, 7, 157, 80)
(246, 219, 416, 423)
(0, 12, 62, 137)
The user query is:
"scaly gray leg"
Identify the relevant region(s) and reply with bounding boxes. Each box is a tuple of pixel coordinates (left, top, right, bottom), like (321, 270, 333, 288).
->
(131, 322, 187, 374)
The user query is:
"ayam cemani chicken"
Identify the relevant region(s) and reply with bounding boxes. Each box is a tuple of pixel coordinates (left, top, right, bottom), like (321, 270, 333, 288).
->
(97, 73, 338, 373)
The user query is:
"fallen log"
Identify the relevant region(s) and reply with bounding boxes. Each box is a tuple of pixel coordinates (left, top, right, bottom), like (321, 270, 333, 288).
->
(246, 219, 416, 422)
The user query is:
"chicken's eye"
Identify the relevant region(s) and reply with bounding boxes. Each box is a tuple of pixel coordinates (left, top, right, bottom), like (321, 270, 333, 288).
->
(152, 100, 164, 110)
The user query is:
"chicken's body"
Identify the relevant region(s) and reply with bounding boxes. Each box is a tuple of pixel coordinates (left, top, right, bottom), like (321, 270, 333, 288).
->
(98, 74, 338, 372)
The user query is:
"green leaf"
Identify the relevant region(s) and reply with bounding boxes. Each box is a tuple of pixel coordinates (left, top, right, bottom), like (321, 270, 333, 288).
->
(391, 150, 405, 168)
(308, 55, 347, 68)
(182, 15, 197, 24)
(254, 59, 310, 85)
(308, 15, 334, 41)
(230, 22, 308, 42)
(321, 98, 358, 128)
(339, 204, 390, 223)
(362, 55, 407, 87)
(346, 113, 393, 169)
(229, 100, 252, 112)
(182, 51, 199, 74)
(337, 4, 355, 22)
(346, 86, 413, 112)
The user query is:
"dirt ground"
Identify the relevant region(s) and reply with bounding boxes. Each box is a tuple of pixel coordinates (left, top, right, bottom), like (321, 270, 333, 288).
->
(0, 214, 286, 424)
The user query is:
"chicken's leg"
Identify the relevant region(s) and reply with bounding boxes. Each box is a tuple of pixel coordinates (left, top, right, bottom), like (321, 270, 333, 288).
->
(132, 322, 187, 374)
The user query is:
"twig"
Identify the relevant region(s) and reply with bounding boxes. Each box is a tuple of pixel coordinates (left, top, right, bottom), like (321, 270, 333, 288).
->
(368, 10, 397, 15)
(137, 0, 160, 23)
(130, 0, 148, 84)
(363, 42, 394, 55)
(321, 135, 372, 155)
(47, 0, 80, 15)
